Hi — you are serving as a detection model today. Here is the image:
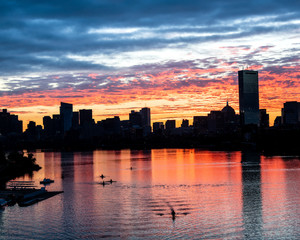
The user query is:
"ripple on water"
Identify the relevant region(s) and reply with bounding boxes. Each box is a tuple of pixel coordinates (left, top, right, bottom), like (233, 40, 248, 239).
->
(3, 150, 300, 239)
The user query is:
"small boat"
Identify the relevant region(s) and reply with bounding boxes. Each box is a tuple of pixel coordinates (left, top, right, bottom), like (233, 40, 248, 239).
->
(40, 178, 54, 184)
(100, 174, 105, 179)
(105, 179, 116, 184)
(0, 198, 7, 207)
(100, 181, 108, 186)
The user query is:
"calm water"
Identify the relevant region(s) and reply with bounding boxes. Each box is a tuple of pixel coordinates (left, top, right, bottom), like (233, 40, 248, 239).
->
(1, 149, 300, 239)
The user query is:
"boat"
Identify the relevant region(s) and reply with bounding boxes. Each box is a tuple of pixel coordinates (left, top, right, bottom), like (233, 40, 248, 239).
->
(0, 198, 7, 207)
(100, 181, 108, 186)
(105, 179, 117, 184)
(40, 178, 54, 184)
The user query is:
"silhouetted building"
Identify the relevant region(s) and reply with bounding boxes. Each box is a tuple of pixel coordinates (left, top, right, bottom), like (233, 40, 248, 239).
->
(181, 119, 189, 128)
(0, 109, 23, 135)
(25, 121, 42, 140)
(79, 109, 93, 126)
(274, 116, 282, 127)
(165, 120, 176, 130)
(129, 110, 142, 127)
(72, 111, 79, 129)
(259, 109, 269, 128)
(222, 102, 236, 124)
(221, 101, 239, 133)
(121, 120, 130, 129)
(153, 122, 164, 133)
(208, 111, 224, 133)
(193, 116, 208, 134)
(120, 120, 130, 137)
(140, 107, 151, 136)
(43, 116, 54, 137)
(140, 107, 151, 127)
(281, 101, 300, 125)
(60, 102, 73, 133)
(129, 108, 151, 136)
(238, 70, 259, 125)
(98, 116, 121, 136)
(27, 121, 36, 133)
(79, 109, 94, 139)
(53, 114, 61, 135)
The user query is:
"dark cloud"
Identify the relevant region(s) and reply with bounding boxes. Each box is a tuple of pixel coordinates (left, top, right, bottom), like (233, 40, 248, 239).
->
(0, 0, 300, 76)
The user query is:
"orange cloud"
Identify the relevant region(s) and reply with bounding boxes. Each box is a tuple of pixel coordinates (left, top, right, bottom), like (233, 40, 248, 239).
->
(1, 64, 299, 127)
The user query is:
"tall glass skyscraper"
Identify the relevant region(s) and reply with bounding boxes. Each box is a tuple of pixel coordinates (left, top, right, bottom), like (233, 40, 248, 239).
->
(140, 107, 151, 127)
(60, 102, 73, 133)
(238, 70, 259, 125)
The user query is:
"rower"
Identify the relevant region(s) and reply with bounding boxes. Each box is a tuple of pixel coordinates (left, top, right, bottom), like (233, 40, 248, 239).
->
(171, 208, 176, 220)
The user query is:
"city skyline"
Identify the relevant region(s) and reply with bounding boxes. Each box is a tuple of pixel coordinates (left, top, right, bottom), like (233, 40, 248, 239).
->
(2, 67, 297, 130)
(0, 1, 299, 127)
(4, 96, 300, 133)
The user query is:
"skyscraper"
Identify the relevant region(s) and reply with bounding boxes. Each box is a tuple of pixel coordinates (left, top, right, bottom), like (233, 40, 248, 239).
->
(129, 110, 142, 127)
(79, 109, 93, 126)
(238, 70, 259, 125)
(281, 101, 300, 125)
(140, 107, 151, 128)
(0, 109, 23, 135)
(259, 109, 269, 128)
(60, 102, 73, 133)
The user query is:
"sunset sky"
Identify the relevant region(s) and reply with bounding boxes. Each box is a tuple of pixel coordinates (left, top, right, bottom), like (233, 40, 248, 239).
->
(1, 0, 299, 127)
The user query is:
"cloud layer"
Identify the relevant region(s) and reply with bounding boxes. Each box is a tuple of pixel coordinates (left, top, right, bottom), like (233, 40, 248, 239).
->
(0, 0, 299, 125)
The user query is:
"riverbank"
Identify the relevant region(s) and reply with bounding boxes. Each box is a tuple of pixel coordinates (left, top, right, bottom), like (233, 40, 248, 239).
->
(2, 127, 300, 156)
(0, 151, 41, 185)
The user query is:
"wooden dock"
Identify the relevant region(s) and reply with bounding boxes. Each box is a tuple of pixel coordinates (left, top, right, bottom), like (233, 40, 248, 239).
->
(0, 181, 63, 207)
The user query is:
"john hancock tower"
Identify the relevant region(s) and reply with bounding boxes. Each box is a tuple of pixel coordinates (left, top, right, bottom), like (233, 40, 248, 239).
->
(238, 70, 259, 125)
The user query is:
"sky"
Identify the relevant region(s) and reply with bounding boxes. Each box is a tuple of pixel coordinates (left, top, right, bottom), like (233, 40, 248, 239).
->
(0, 0, 300, 127)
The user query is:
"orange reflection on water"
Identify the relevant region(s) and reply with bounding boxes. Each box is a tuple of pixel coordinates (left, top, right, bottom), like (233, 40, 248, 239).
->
(10, 150, 300, 238)
(151, 149, 242, 185)
(260, 156, 300, 229)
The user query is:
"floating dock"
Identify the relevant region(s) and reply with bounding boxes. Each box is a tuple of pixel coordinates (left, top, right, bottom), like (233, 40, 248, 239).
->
(0, 181, 63, 207)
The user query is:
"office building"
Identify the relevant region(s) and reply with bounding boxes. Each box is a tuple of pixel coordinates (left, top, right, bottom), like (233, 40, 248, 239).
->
(0, 109, 23, 135)
(140, 107, 151, 127)
(274, 116, 282, 127)
(165, 120, 176, 130)
(60, 102, 73, 133)
(153, 122, 164, 133)
(208, 111, 224, 133)
(281, 101, 300, 125)
(259, 109, 269, 128)
(238, 70, 259, 125)
(52, 114, 61, 135)
(72, 112, 79, 129)
(193, 116, 208, 133)
(129, 110, 142, 127)
(43, 116, 54, 137)
(98, 116, 121, 136)
(181, 119, 189, 128)
(79, 109, 93, 126)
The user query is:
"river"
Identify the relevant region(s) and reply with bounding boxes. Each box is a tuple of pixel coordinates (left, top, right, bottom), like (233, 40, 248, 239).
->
(1, 149, 300, 239)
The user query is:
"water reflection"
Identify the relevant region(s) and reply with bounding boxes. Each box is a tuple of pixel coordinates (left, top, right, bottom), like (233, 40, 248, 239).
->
(60, 152, 75, 239)
(241, 151, 262, 239)
(2, 150, 300, 239)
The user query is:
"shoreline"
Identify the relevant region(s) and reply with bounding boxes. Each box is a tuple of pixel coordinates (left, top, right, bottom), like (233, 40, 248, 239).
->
(21, 145, 300, 158)
(0, 152, 41, 186)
